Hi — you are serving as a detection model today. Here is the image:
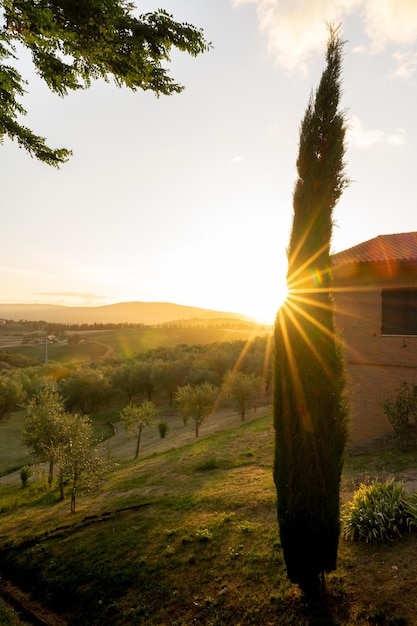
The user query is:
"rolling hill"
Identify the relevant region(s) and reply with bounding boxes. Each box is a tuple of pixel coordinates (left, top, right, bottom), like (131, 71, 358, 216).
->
(0, 302, 250, 325)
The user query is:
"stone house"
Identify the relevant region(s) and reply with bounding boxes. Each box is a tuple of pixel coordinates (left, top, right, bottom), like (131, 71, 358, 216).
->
(332, 232, 417, 444)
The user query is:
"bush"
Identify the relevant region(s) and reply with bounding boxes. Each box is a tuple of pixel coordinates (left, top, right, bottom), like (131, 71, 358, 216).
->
(20, 465, 32, 489)
(341, 479, 417, 542)
(382, 382, 417, 451)
(405, 491, 417, 530)
(157, 420, 168, 439)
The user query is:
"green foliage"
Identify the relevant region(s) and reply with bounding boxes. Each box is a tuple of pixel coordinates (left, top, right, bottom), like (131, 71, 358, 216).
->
(195, 457, 220, 471)
(175, 382, 218, 437)
(0, 596, 23, 625)
(341, 479, 417, 542)
(57, 412, 109, 513)
(3, 414, 417, 624)
(58, 366, 111, 414)
(0, 0, 209, 165)
(382, 382, 417, 451)
(404, 490, 417, 529)
(23, 385, 108, 511)
(194, 528, 214, 542)
(111, 361, 149, 402)
(157, 419, 168, 439)
(120, 399, 157, 458)
(23, 385, 67, 487)
(0, 373, 26, 420)
(222, 370, 262, 420)
(19, 464, 32, 488)
(273, 24, 349, 598)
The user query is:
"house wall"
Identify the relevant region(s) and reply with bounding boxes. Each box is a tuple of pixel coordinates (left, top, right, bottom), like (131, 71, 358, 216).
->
(333, 261, 417, 444)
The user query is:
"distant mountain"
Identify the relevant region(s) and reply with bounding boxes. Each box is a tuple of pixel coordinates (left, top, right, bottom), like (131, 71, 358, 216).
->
(0, 302, 250, 325)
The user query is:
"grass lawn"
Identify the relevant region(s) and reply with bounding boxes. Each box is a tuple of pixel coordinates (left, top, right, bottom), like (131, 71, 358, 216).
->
(0, 412, 32, 476)
(1, 411, 417, 625)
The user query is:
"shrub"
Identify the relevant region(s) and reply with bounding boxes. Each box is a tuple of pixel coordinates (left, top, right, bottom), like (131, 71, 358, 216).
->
(195, 528, 213, 542)
(404, 491, 417, 530)
(157, 420, 169, 439)
(20, 465, 32, 489)
(382, 382, 417, 451)
(195, 457, 219, 471)
(341, 479, 417, 542)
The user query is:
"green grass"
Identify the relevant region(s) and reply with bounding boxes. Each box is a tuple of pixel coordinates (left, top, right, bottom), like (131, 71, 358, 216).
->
(0, 409, 116, 476)
(4, 341, 108, 363)
(1, 414, 417, 625)
(0, 411, 32, 476)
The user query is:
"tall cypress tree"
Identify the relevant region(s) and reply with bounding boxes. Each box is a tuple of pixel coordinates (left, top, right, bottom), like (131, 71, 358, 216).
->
(273, 25, 349, 598)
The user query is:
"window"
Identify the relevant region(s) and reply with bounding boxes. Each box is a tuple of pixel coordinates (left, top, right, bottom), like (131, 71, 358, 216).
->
(381, 289, 417, 335)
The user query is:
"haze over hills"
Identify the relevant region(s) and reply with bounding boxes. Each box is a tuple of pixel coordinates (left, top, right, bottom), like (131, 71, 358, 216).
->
(0, 302, 251, 325)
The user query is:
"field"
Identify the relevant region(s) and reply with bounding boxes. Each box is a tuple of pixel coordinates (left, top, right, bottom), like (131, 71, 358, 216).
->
(1, 324, 271, 363)
(1, 405, 417, 625)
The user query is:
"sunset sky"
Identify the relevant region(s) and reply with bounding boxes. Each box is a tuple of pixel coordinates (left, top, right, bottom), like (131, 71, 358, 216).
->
(2, 0, 417, 323)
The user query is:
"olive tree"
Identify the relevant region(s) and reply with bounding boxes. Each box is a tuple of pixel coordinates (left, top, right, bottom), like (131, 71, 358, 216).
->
(120, 400, 157, 458)
(175, 383, 218, 438)
(222, 370, 262, 421)
(23, 385, 67, 488)
(57, 412, 107, 514)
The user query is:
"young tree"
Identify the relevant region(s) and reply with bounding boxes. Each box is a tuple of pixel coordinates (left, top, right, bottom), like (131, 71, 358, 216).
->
(273, 25, 349, 598)
(57, 412, 107, 514)
(0, 1, 210, 166)
(120, 400, 157, 458)
(23, 385, 67, 488)
(222, 370, 262, 421)
(175, 383, 217, 438)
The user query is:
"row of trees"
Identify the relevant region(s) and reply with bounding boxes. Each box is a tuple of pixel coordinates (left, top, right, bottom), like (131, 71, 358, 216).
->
(21, 368, 263, 510)
(0, 336, 272, 420)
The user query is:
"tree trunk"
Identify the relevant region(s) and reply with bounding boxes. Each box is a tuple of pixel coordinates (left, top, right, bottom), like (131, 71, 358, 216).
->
(58, 471, 65, 501)
(48, 459, 54, 488)
(135, 427, 142, 458)
(71, 480, 76, 514)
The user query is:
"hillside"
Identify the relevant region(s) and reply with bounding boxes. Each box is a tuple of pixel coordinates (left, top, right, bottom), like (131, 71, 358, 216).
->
(0, 302, 250, 325)
(2, 411, 417, 625)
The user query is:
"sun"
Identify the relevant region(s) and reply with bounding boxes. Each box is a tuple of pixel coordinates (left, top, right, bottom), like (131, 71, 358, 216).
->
(248, 275, 289, 325)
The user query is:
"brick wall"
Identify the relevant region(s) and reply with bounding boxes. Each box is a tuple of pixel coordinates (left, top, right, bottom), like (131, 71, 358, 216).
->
(333, 261, 417, 444)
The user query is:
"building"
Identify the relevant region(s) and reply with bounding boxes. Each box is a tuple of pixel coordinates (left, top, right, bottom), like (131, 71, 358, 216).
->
(332, 232, 417, 444)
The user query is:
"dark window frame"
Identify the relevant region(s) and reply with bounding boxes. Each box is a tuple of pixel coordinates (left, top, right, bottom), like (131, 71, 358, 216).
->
(381, 289, 417, 335)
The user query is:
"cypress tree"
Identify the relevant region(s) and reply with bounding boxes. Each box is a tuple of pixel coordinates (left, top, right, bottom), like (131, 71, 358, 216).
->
(273, 25, 349, 598)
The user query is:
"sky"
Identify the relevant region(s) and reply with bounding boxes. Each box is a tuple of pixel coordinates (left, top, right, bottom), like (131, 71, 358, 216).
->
(2, 0, 417, 324)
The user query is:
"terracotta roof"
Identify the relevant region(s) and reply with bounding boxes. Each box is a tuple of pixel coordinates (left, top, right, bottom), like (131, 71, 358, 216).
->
(332, 232, 417, 265)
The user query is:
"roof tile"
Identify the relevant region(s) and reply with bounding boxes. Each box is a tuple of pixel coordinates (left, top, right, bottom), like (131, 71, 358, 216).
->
(332, 232, 417, 265)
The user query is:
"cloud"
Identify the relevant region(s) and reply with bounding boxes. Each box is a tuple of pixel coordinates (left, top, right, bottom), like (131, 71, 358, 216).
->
(362, 0, 417, 52)
(389, 51, 417, 79)
(231, 0, 417, 72)
(347, 115, 405, 148)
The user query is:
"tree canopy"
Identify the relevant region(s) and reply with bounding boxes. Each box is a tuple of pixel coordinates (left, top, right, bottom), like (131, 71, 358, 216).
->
(0, 0, 210, 165)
